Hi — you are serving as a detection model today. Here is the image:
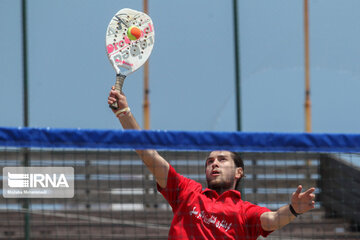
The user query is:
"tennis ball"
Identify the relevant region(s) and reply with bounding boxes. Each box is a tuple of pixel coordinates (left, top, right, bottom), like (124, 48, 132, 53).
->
(127, 26, 142, 40)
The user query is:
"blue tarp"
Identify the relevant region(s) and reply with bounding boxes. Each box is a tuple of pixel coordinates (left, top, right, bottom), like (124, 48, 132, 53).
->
(0, 127, 360, 153)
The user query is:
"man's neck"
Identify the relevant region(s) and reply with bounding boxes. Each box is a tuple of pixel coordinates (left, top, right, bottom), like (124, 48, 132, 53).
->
(211, 186, 233, 196)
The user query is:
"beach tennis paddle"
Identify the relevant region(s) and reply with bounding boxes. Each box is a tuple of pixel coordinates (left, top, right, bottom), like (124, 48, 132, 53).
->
(106, 8, 155, 109)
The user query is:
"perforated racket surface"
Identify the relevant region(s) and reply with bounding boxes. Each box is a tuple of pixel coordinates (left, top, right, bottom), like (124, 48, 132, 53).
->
(106, 8, 155, 109)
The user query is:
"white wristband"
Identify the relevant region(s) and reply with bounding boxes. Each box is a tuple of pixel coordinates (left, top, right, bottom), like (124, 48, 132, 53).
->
(115, 107, 131, 118)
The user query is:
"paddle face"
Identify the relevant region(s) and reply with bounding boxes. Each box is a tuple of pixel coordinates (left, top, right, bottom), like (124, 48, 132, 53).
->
(105, 8, 155, 76)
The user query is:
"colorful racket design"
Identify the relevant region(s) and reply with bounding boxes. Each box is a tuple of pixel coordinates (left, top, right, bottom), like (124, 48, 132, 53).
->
(106, 8, 155, 109)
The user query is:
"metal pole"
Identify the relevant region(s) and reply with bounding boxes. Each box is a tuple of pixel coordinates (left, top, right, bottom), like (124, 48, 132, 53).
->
(142, 0, 153, 210)
(21, 0, 30, 239)
(304, 0, 311, 133)
(22, 0, 29, 128)
(304, 0, 312, 177)
(233, 0, 242, 131)
(232, 0, 245, 199)
(143, 0, 150, 130)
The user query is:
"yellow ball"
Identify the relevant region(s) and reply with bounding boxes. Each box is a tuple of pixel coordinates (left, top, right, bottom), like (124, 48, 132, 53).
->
(127, 26, 142, 40)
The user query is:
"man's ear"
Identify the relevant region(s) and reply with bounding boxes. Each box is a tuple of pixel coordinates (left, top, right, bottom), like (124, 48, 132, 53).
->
(235, 167, 243, 180)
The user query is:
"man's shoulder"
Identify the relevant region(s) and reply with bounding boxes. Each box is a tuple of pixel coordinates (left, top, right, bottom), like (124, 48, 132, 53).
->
(240, 200, 272, 217)
(238, 200, 264, 210)
(168, 164, 203, 191)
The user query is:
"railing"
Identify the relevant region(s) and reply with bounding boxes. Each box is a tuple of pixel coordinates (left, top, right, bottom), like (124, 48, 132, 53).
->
(319, 153, 360, 230)
(0, 149, 338, 239)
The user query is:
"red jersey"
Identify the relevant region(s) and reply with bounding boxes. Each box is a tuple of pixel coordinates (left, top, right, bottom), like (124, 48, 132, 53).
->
(157, 165, 273, 239)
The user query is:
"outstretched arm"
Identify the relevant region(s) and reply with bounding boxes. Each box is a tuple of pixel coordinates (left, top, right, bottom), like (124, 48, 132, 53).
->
(260, 185, 316, 231)
(108, 87, 169, 188)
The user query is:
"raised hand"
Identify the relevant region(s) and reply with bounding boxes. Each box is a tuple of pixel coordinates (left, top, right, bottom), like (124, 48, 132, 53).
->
(291, 185, 316, 214)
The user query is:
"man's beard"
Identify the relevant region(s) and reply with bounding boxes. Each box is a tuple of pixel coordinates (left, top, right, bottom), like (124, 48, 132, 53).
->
(207, 178, 234, 193)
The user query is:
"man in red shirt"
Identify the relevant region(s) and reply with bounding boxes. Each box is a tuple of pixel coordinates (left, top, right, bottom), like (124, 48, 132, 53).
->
(108, 88, 316, 239)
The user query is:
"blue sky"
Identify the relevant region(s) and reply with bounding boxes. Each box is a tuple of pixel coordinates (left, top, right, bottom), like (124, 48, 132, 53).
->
(1, 0, 359, 133)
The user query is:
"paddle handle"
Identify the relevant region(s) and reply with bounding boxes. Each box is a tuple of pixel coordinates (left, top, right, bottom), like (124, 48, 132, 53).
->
(110, 73, 126, 109)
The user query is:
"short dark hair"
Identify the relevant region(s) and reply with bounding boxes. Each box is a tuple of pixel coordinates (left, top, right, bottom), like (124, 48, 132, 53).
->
(230, 152, 244, 190)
